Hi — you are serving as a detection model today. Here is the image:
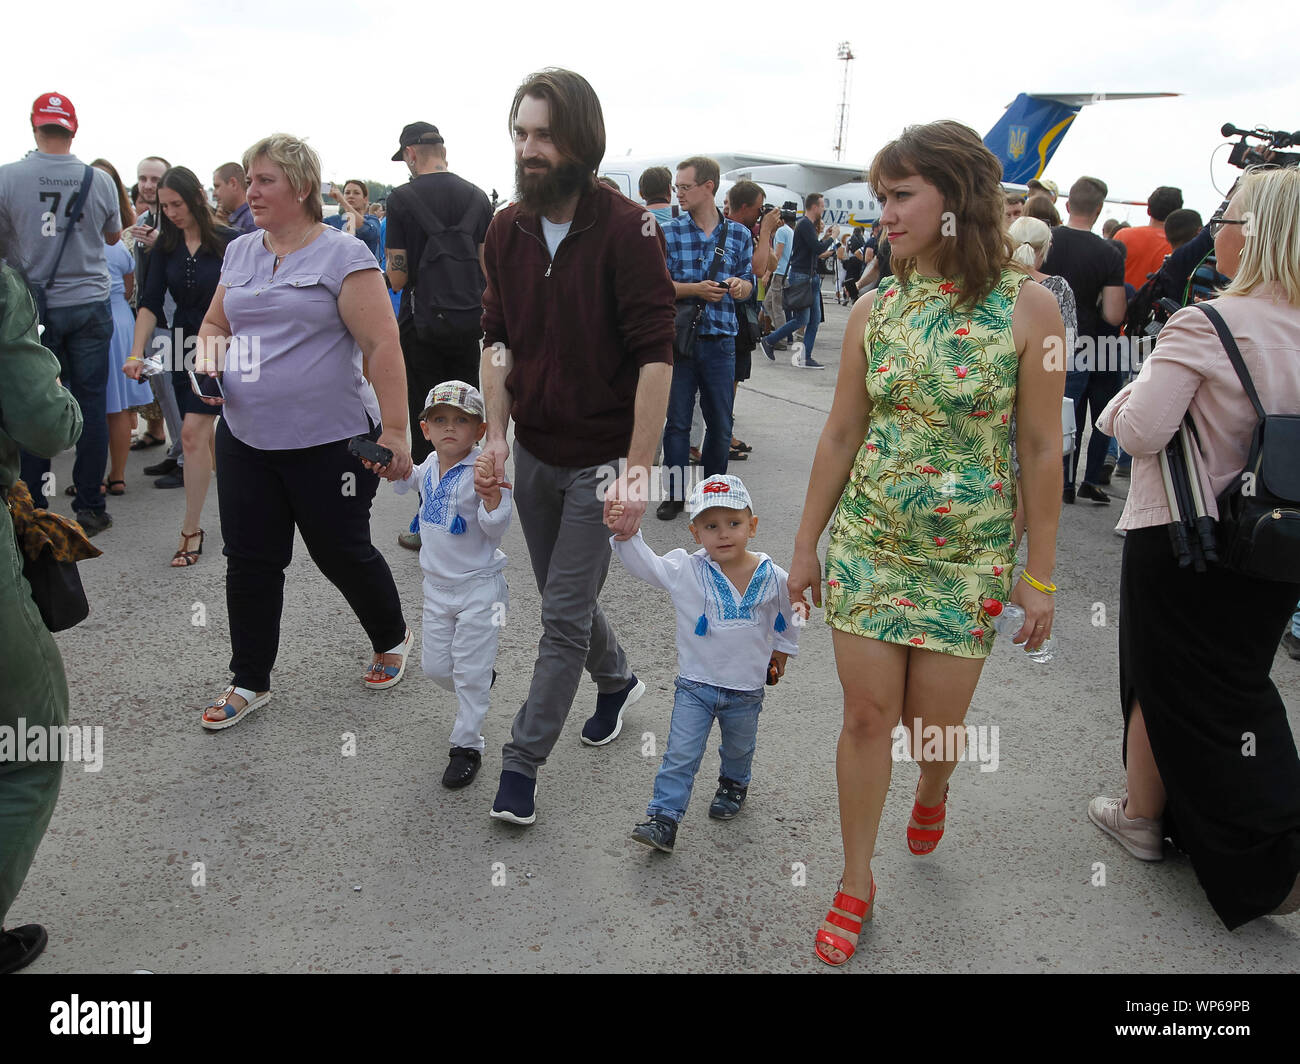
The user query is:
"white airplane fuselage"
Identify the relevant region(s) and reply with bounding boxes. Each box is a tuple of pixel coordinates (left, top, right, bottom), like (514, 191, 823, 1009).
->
(598, 153, 879, 227)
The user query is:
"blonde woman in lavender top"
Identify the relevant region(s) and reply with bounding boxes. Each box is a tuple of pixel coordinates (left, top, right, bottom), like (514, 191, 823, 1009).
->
(192, 134, 414, 730)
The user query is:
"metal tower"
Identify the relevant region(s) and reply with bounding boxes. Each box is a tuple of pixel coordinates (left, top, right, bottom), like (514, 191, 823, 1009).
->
(834, 41, 854, 160)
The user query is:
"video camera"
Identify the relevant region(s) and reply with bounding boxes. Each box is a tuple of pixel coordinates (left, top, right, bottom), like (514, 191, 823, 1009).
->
(1221, 123, 1300, 169)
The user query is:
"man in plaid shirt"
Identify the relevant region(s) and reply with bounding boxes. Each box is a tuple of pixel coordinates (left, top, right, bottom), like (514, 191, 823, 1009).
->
(657, 156, 755, 521)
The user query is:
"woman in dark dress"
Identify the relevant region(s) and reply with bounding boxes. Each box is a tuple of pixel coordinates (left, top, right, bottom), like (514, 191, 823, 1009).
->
(1092, 167, 1300, 927)
(125, 167, 237, 565)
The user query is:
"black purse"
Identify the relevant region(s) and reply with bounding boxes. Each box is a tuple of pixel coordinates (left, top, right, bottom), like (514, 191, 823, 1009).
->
(29, 165, 96, 323)
(674, 220, 729, 362)
(23, 546, 91, 631)
(1196, 303, 1300, 582)
(5, 480, 100, 632)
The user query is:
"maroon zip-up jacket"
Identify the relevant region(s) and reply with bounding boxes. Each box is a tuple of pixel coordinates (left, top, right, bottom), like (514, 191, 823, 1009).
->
(481, 182, 675, 468)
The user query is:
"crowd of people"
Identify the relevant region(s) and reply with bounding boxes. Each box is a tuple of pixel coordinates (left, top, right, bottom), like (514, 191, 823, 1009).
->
(0, 77, 1297, 974)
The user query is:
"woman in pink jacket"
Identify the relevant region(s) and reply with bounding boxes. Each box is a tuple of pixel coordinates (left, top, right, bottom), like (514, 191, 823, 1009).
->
(1092, 166, 1300, 927)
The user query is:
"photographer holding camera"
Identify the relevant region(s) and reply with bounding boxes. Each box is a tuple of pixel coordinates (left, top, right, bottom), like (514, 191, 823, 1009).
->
(326, 179, 381, 262)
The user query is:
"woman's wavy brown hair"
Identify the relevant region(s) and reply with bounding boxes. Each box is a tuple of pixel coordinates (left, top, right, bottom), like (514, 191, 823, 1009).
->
(91, 158, 135, 229)
(868, 120, 1020, 309)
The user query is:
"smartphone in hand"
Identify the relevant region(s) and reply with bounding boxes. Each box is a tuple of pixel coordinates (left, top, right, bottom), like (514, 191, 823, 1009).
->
(348, 435, 393, 466)
(188, 370, 224, 400)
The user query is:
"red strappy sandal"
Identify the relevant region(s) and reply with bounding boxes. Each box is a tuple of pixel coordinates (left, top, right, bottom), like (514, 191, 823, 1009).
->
(907, 782, 949, 856)
(814, 877, 875, 966)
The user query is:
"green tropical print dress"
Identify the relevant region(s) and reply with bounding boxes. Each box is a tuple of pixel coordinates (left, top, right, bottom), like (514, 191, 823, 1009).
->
(824, 267, 1029, 658)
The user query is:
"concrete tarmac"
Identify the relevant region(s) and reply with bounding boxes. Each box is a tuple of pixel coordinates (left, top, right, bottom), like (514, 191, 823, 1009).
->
(14, 296, 1300, 973)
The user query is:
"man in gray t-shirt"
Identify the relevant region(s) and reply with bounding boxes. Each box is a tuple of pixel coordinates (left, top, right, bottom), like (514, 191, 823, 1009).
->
(0, 93, 121, 530)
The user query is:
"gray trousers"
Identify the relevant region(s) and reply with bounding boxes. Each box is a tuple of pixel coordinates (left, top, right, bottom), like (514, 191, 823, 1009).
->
(149, 326, 184, 464)
(763, 273, 787, 332)
(502, 442, 632, 778)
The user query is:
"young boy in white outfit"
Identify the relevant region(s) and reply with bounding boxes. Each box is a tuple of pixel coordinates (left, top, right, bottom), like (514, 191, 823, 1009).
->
(606, 474, 800, 853)
(392, 381, 511, 789)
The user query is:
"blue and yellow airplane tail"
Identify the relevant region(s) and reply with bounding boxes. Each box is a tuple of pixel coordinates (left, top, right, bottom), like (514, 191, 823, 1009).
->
(984, 92, 1177, 184)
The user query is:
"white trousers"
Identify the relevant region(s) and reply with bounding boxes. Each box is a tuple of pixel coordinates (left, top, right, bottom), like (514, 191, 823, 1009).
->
(421, 571, 507, 751)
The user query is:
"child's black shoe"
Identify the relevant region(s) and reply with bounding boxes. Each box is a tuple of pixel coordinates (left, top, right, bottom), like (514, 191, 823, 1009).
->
(443, 747, 482, 789)
(631, 814, 678, 853)
(708, 777, 748, 820)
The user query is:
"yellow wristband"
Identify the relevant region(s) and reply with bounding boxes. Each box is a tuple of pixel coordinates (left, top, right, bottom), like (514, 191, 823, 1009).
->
(126, 356, 143, 362)
(1019, 570, 1057, 595)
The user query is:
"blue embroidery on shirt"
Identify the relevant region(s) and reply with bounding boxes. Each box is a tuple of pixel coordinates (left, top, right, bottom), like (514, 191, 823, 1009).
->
(420, 463, 469, 534)
(696, 557, 775, 630)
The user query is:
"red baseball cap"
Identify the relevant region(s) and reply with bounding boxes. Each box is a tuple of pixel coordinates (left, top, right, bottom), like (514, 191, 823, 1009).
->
(31, 93, 78, 134)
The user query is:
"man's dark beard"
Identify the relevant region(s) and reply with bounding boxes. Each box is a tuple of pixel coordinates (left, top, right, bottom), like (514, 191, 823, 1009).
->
(515, 158, 591, 214)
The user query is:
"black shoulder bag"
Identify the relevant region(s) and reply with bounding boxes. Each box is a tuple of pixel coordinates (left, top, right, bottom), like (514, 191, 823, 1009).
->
(784, 222, 822, 312)
(1197, 302, 1300, 582)
(674, 219, 728, 362)
(31, 164, 96, 324)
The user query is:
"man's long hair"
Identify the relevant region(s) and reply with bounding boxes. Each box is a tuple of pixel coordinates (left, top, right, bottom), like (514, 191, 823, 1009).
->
(509, 68, 606, 175)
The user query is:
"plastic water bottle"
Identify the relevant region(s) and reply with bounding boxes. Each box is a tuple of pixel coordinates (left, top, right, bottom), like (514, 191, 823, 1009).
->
(981, 598, 1054, 664)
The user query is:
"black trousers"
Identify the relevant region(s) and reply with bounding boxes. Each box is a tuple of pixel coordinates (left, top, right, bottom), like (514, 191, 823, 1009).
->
(1065, 369, 1123, 487)
(1120, 525, 1300, 929)
(216, 419, 407, 691)
(399, 319, 482, 465)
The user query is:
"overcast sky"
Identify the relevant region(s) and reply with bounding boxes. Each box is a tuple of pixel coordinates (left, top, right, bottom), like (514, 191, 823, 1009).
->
(6, 0, 1295, 228)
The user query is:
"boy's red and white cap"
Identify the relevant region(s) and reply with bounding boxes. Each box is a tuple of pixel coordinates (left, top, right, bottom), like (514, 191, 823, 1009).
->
(422, 380, 484, 420)
(688, 474, 753, 521)
(31, 93, 77, 134)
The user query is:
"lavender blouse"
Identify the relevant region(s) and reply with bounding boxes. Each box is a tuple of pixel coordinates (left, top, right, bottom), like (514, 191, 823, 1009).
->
(218, 225, 382, 449)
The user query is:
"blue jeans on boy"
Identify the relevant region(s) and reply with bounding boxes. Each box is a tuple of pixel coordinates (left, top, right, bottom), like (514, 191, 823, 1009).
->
(662, 335, 735, 500)
(647, 677, 764, 823)
(765, 271, 821, 359)
(19, 300, 112, 513)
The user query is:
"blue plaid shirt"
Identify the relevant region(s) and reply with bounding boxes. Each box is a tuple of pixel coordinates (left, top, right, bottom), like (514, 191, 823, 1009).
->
(664, 213, 755, 337)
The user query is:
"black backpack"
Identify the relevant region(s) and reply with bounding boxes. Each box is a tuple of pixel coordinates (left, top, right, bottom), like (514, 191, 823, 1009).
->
(1197, 303, 1300, 583)
(399, 193, 486, 341)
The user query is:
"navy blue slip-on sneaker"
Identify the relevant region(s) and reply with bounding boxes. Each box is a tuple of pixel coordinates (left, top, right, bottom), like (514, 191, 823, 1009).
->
(581, 676, 646, 747)
(489, 769, 537, 825)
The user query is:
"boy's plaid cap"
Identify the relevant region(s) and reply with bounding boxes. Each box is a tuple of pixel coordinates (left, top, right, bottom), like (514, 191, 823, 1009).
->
(688, 474, 754, 522)
(421, 380, 484, 420)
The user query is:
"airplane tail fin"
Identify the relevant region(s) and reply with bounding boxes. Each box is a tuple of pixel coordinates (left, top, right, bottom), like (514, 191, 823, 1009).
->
(985, 92, 1179, 184)
(984, 93, 1080, 184)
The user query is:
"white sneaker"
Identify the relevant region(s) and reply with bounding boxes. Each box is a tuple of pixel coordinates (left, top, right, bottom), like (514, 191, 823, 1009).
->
(1088, 791, 1164, 861)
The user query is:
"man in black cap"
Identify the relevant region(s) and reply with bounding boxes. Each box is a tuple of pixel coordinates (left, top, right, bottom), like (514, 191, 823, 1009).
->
(385, 122, 494, 549)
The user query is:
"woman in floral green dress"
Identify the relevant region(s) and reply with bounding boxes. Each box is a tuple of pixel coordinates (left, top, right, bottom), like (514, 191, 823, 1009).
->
(787, 121, 1067, 966)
